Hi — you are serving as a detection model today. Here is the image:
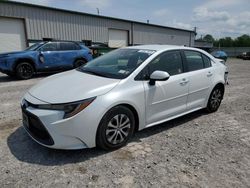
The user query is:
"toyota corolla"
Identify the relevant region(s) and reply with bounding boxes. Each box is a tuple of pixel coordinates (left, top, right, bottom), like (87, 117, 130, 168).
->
(21, 45, 227, 150)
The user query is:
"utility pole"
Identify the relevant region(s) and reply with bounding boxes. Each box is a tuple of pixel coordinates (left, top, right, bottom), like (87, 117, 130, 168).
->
(96, 8, 99, 15)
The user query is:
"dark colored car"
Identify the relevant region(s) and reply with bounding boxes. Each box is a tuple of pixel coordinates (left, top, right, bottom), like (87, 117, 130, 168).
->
(88, 42, 115, 58)
(0, 41, 92, 79)
(236, 52, 247, 59)
(242, 52, 250, 60)
(211, 50, 228, 62)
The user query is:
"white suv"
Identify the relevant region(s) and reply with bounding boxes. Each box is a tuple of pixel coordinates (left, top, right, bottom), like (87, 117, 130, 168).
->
(21, 45, 227, 150)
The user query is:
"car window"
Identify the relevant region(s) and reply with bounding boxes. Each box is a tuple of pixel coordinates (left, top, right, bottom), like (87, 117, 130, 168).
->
(40, 42, 59, 51)
(25, 42, 45, 51)
(202, 54, 212, 68)
(60, 42, 80, 51)
(184, 51, 204, 71)
(147, 50, 183, 76)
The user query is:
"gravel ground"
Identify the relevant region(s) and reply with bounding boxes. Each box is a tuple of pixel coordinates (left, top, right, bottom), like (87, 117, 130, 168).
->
(0, 58, 250, 187)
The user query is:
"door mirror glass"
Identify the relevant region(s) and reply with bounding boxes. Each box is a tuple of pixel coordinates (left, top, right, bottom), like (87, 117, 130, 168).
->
(149, 71, 170, 85)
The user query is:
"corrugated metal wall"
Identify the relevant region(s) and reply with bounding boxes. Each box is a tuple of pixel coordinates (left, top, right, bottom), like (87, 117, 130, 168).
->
(133, 23, 195, 46)
(0, 2, 195, 46)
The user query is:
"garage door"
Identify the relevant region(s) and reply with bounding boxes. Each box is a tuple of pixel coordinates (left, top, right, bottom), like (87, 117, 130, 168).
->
(0, 17, 26, 53)
(108, 29, 128, 48)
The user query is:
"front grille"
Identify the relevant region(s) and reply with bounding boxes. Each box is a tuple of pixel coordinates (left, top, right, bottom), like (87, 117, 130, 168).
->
(22, 105, 54, 146)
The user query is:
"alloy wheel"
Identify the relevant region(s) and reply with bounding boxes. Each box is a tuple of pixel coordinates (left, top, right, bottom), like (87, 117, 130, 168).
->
(105, 114, 131, 145)
(17, 63, 34, 79)
(210, 89, 222, 110)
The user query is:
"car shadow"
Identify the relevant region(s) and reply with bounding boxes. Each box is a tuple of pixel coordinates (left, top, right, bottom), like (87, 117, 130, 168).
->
(0, 73, 55, 83)
(7, 110, 206, 166)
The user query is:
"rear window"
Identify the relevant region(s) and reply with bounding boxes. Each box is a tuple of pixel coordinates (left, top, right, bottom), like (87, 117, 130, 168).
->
(184, 51, 204, 71)
(202, 54, 212, 68)
(59, 42, 81, 51)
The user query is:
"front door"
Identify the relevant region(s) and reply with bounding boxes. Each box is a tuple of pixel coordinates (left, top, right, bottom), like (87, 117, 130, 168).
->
(142, 50, 189, 126)
(39, 42, 62, 71)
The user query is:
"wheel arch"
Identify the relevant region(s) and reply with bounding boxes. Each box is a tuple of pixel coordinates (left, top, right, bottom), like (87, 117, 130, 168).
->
(96, 102, 140, 135)
(13, 58, 36, 72)
(95, 102, 140, 150)
(213, 82, 225, 98)
(118, 103, 140, 132)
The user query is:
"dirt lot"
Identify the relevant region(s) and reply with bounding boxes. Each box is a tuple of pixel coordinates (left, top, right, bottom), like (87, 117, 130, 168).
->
(0, 58, 250, 187)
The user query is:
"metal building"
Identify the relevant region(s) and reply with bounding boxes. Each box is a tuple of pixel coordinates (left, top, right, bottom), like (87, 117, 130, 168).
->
(0, 1, 196, 53)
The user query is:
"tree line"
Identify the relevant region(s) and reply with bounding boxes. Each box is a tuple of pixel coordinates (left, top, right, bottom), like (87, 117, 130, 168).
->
(197, 34, 250, 47)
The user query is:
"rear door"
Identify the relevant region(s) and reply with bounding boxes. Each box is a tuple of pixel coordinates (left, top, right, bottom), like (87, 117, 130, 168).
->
(57, 42, 81, 68)
(183, 50, 213, 110)
(142, 50, 189, 126)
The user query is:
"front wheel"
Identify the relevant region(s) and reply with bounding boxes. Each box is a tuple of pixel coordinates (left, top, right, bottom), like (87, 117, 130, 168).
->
(206, 87, 224, 112)
(15, 62, 34, 80)
(96, 106, 135, 150)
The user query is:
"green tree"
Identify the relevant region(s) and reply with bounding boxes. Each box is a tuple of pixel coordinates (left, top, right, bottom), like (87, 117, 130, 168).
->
(213, 34, 250, 47)
(217, 37, 234, 47)
(234, 34, 250, 47)
(203, 34, 215, 43)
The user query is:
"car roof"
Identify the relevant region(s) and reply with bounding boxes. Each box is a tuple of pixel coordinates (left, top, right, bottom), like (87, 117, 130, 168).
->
(125, 44, 199, 52)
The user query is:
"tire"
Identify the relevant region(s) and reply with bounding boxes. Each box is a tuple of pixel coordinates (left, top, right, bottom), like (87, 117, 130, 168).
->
(206, 86, 224, 113)
(74, 59, 87, 68)
(96, 106, 135, 150)
(15, 62, 34, 80)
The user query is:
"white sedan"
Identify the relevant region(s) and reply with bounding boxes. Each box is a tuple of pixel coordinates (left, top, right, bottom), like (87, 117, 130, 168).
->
(21, 45, 227, 150)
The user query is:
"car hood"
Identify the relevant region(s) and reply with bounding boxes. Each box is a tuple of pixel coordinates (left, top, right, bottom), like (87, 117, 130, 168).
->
(28, 70, 121, 104)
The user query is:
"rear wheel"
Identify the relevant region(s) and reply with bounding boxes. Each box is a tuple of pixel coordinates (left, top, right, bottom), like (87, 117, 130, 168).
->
(15, 62, 34, 80)
(206, 86, 224, 112)
(96, 106, 135, 150)
(74, 59, 87, 68)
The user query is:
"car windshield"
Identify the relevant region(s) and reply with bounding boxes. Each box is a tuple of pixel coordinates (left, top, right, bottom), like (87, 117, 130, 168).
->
(78, 48, 155, 79)
(25, 42, 45, 51)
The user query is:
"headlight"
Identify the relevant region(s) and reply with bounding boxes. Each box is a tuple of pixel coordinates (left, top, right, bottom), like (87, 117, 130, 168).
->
(37, 97, 96, 119)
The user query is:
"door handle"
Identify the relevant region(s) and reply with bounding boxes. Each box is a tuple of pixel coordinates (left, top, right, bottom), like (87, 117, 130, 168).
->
(180, 78, 189, 85)
(207, 71, 213, 77)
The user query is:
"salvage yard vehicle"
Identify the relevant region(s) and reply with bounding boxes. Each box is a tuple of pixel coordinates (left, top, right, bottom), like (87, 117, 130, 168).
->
(21, 45, 227, 150)
(211, 50, 228, 62)
(236, 52, 247, 59)
(81, 41, 115, 58)
(0, 41, 92, 79)
(242, 52, 250, 60)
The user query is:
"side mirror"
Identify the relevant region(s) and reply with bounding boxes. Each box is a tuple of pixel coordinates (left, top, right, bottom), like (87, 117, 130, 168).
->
(38, 53, 45, 63)
(149, 71, 170, 85)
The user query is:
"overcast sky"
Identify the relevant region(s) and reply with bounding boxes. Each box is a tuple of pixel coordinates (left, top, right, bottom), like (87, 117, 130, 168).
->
(13, 0, 250, 39)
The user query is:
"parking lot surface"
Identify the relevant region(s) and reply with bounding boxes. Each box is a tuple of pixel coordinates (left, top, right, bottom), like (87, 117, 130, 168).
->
(0, 58, 250, 187)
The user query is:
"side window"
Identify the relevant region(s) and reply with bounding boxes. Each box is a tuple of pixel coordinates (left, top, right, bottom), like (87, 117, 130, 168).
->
(60, 42, 80, 51)
(40, 42, 59, 51)
(184, 51, 204, 71)
(202, 54, 212, 68)
(148, 51, 183, 76)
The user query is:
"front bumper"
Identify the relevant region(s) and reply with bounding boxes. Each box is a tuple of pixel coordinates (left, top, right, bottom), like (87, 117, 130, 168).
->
(21, 93, 105, 149)
(0, 68, 13, 75)
(0, 58, 14, 74)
